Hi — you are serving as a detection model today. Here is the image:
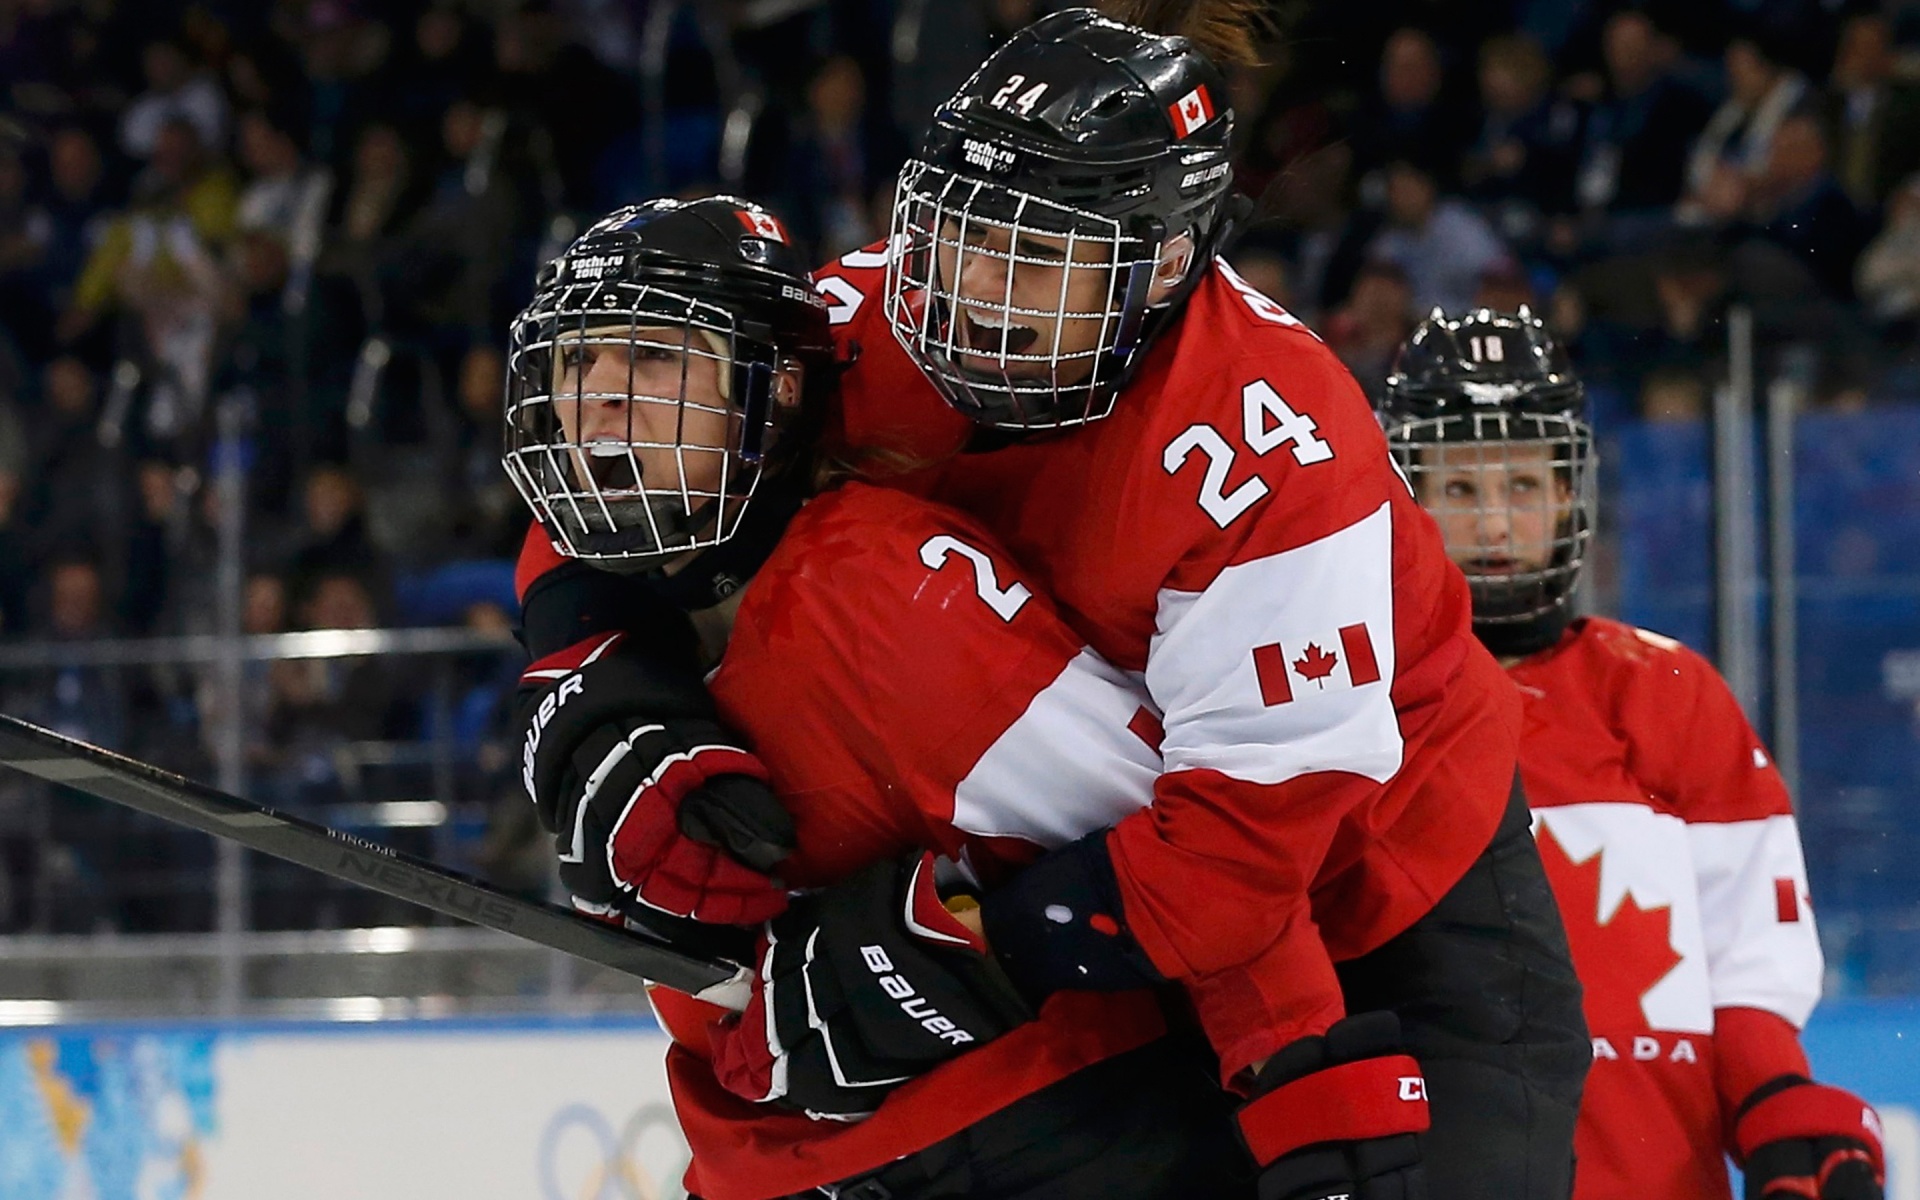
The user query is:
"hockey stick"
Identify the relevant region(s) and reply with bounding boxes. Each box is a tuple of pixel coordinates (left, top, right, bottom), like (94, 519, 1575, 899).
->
(0, 714, 752, 1011)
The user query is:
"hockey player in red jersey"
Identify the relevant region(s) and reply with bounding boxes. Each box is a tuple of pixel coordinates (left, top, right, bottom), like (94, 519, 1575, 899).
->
(515, 10, 1588, 1199)
(1378, 307, 1884, 1200)
(805, 9, 1589, 1197)
(504, 196, 1261, 1199)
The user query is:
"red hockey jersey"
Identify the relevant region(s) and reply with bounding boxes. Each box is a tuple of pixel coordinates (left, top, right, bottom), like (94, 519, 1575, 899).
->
(1511, 617, 1823, 1200)
(816, 248, 1521, 1076)
(654, 481, 1173, 1200)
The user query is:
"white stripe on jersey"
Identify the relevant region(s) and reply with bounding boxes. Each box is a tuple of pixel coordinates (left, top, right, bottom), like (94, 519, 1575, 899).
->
(1689, 814, 1823, 1026)
(951, 648, 1161, 848)
(1147, 502, 1403, 787)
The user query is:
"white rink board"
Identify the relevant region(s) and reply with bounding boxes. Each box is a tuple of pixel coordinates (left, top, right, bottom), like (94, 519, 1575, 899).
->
(0, 1015, 691, 1200)
(2, 1004, 1917, 1199)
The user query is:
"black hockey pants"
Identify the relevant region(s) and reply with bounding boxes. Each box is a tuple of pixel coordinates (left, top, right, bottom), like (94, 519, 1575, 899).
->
(758, 780, 1588, 1200)
(1336, 778, 1591, 1199)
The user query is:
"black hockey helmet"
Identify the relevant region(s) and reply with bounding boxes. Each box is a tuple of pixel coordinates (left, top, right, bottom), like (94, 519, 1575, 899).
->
(884, 8, 1248, 430)
(1379, 308, 1595, 642)
(504, 197, 833, 569)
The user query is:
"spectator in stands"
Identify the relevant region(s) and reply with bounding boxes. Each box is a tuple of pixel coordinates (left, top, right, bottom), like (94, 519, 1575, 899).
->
(264, 569, 407, 756)
(293, 1, 394, 170)
(59, 116, 237, 380)
(234, 107, 331, 258)
(1647, 238, 1732, 380)
(783, 55, 879, 259)
(22, 356, 113, 552)
(447, 342, 521, 559)
(184, 567, 291, 784)
(1350, 27, 1472, 191)
(37, 127, 114, 315)
(391, 6, 491, 146)
(1324, 260, 1414, 400)
(1744, 113, 1872, 301)
(320, 121, 417, 325)
(382, 97, 519, 335)
(1682, 32, 1810, 222)
(1858, 174, 1920, 329)
(1822, 12, 1920, 210)
(1259, 142, 1379, 321)
(287, 463, 383, 603)
(1575, 11, 1713, 215)
(28, 554, 127, 750)
(490, 3, 633, 212)
(216, 225, 317, 506)
(1461, 33, 1582, 227)
(119, 38, 228, 161)
(120, 460, 180, 636)
(1367, 157, 1514, 315)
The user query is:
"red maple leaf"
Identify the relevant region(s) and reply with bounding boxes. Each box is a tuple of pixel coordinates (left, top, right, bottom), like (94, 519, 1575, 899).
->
(1293, 643, 1339, 687)
(1535, 823, 1684, 1030)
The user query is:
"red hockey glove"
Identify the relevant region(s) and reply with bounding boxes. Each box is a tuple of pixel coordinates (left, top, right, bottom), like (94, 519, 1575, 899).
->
(710, 852, 1033, 1120)
(517, 632, 795, 925)
(1235, 1012, 1430, 1200)
(1735, 1075, 1884, 1200)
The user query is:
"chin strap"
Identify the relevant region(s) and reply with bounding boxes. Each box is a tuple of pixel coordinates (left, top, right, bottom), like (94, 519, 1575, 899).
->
(1474, 603, 1575, 660)
(643, 468, 809, 611)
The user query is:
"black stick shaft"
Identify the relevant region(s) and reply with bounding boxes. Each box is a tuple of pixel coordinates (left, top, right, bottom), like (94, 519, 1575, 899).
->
(0, 715, 750, 1010)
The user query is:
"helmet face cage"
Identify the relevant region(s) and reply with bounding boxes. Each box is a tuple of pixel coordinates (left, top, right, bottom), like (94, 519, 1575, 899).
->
(503, 279, 780, 567)
(1387, 410, 1597, 625)
(885, 159, 1161, 430)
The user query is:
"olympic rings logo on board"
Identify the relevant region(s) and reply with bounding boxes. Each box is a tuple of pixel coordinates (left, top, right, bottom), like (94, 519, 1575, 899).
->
(538, 1102, 691, 1200)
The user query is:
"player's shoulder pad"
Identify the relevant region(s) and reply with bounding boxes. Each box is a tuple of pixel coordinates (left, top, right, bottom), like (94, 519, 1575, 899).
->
(1210, 259, 1326, 342)
(1180, 263, 1381, 437)
(751, 482, 1042, 626)
(1571, 616, 1720, 694)
(812, 239, 896, 331)
(1145, 265, 1397, 518)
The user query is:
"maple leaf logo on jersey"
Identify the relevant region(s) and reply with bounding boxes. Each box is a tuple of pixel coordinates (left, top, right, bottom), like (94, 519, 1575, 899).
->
(1293, 643, 1338, 687)
(1536, 823, 1683, 1030)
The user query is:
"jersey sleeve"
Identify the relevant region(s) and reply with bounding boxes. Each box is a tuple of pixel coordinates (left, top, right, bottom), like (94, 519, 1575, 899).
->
(1620, 631, 1823, 1030)
(1107, 325, 1480, 1077)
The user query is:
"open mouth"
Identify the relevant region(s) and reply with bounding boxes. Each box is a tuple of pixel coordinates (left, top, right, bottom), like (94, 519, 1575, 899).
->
(1464, 555, 1526, 576)
(580, 439, 642, 493)
(954, 306, 1039, 359)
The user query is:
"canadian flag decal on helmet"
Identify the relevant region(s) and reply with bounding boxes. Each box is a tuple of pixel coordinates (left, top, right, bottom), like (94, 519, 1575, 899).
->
(1167, 85, 1215, 138)
(737, 209, 788, 243)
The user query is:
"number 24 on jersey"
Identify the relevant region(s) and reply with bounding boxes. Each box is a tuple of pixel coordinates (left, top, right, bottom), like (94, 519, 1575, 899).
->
(1162, 380, 1333, 528)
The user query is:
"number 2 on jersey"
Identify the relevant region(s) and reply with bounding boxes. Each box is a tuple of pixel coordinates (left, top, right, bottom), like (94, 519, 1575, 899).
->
(1163, 380, 1334, 529)
(919, 536, 1033, 621)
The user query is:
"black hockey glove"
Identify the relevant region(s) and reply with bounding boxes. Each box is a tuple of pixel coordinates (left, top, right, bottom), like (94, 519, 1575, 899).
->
(516, 631, 796, 925)
(1734, 1076, 1884, 1200)
(709, 851, 1034, 1119)
(976, 828, 1168, 1004)
(1235, 1012, 1431, 1200)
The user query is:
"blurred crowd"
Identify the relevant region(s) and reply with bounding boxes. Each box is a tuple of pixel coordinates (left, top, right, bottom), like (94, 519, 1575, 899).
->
(1233, 0, 1920, 423)
(1, 0, 1918, 932)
